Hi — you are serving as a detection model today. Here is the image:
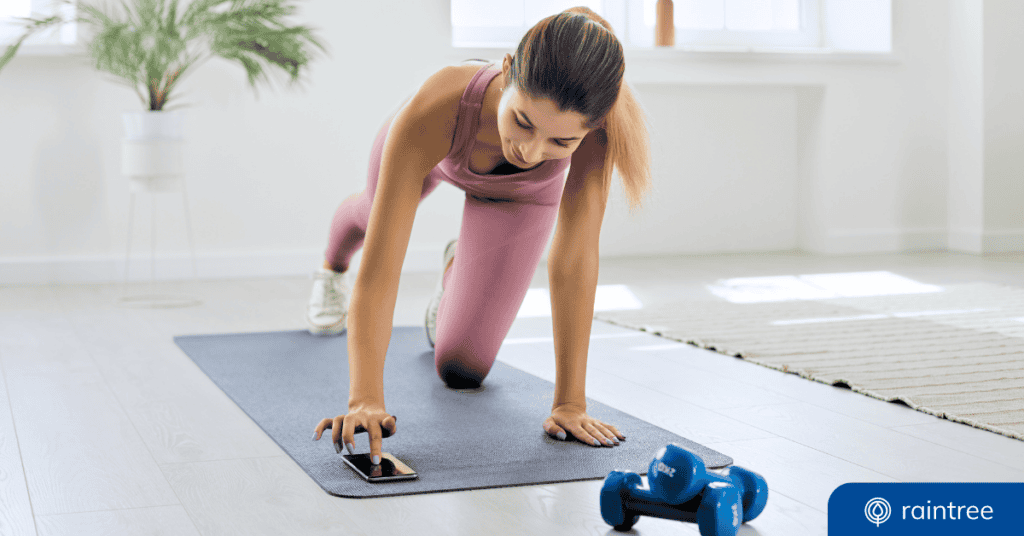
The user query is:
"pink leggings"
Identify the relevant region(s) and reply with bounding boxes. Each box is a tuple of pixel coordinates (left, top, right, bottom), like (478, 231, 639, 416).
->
(325, 117, 560, 388)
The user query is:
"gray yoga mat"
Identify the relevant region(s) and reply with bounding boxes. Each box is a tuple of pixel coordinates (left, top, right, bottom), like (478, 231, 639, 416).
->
(173, 327, 732, 498)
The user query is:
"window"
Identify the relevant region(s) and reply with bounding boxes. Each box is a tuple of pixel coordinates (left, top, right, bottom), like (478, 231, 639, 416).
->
(451, 0, 607, 48)
(1, 0, 78, 48)
(632, 0, 818, 48)
(451, 0, 892, 53)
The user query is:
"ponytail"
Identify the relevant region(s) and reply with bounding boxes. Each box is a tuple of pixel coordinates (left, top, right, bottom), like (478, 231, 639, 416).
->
(601, 78, 651, 212)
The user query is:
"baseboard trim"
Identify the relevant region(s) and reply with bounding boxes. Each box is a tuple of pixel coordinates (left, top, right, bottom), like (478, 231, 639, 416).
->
(804, 227, 948, 255)
(948, 228, 984, 254)
(948, 228, 1024, 254)
(980, 228, 1024, 253)
(0, 245, 452, 285)
(5, 230, 1019, 285)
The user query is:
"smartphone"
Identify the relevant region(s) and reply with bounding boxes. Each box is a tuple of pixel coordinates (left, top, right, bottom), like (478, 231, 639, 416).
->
(342, 452, 418, 482)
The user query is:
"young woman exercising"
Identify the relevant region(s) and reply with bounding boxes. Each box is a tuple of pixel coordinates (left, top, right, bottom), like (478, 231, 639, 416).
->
(311, 7, 651, 464)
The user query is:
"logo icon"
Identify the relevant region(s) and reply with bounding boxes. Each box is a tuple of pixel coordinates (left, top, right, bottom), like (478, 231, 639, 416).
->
(864, 497, 891, 527)
(654, 462, 675, 478)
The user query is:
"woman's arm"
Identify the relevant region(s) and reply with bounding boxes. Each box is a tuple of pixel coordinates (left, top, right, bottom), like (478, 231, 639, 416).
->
(337, 67, 461, 459)
(545, 129, 623, 446)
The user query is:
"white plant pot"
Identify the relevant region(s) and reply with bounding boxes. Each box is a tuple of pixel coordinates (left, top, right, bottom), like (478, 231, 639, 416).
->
(121, 110, 185, 192)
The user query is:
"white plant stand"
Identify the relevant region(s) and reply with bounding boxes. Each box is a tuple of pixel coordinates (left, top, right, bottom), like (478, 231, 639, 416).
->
(118, 110, 202, 308)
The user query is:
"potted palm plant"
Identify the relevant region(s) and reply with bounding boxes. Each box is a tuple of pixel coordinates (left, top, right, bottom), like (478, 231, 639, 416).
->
(1, 0, 328, 190)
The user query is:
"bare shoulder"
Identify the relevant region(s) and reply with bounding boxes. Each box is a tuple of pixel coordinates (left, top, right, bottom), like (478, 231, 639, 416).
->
(402, 64, 482, 141)
(382, 64, 488, 169)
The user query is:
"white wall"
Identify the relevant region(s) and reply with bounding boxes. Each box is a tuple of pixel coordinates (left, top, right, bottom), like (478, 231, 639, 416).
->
(945, 0, 1024, 254)
(1, 0, 466, 283)
(601, 83, 799, 254)
(981, 0, 1024, 251)
(0, 0, 1019, 284)
(614, 0, 952, 256)
(946, 0, 984, 252)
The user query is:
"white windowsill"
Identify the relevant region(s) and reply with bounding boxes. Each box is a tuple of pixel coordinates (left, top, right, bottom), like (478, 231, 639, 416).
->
(625, 45, 900, 64)
(449, 45, 899, 65)
(447, 44, 899, 87)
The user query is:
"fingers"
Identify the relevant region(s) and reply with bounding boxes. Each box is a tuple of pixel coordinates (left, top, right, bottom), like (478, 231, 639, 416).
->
(367, 423, 383, 466)
(543, 418, 567, 441)
(314, 412, 396, 459)
(313, 417, 332, 441)
(381, 415, 397, 439)
(334, 415, 351, 454)
(571, 425, 600, 447)
(556, 418, 624, 447)
(341, 415, 357, 456)
(579, 422, 608, 447)
(586, 421, 619, 447)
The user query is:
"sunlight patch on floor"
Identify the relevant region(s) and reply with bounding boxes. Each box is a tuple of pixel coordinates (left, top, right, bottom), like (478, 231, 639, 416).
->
(515, 284, 644, 318)
(631, 343, 691, 351)
(503, 333, 647, 345)
(707, 271, 944, 304)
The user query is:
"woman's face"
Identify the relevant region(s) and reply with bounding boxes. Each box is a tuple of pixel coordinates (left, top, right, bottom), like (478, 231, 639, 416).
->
(496, 82, 592, 168)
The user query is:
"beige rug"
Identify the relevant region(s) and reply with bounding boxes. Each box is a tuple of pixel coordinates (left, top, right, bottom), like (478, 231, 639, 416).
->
(595, 282, 1024, 441)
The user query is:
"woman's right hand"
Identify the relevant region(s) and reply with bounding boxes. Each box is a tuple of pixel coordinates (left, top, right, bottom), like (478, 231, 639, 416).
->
(313, 405, 397, 465)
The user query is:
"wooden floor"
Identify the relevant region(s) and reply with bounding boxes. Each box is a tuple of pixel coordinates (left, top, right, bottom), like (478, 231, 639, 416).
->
(2, 251, 1023, 536)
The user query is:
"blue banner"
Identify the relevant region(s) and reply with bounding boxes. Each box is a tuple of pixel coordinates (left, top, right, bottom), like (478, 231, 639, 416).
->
(828, 483, 1024, 535)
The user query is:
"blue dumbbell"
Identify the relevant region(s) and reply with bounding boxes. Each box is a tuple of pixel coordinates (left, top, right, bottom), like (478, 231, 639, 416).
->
(600, 470, 742, 535)
(649, 443, 768, 522)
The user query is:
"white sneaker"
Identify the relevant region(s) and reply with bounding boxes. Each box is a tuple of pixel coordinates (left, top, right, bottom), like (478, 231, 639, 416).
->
(426, 239, 457, 348)
(307, 267, 350, 336)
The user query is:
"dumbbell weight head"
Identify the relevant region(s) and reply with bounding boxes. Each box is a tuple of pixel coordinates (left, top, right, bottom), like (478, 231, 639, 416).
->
(599, 471, 642, 531)
(723, 466, 768, 521)
(696, 482, 742, 536)
(649, 444, 769, 523)
(648, 444, 704, 504)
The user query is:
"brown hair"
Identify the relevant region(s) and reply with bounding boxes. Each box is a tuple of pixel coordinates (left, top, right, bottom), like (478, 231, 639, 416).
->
(508, 7, 652, 211)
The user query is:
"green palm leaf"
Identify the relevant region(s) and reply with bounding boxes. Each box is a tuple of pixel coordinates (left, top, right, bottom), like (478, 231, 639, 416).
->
(1, 0, 328, 110)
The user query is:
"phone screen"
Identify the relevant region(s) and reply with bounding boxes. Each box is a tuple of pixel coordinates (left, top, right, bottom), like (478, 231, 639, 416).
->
(342, 453, 418, 482)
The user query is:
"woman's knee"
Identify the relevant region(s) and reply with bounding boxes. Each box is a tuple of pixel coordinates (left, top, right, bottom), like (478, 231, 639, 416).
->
(434, 343, 496, 389)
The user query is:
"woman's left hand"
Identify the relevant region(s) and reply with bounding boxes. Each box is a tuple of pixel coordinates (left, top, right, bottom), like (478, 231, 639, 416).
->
(544, 403, 625, 447)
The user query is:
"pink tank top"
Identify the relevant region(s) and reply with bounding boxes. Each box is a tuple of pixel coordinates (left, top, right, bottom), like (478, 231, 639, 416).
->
(433, 63, 572, 207)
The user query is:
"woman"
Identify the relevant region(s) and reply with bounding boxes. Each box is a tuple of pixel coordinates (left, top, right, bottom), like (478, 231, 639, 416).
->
(310, 7, 651, 465)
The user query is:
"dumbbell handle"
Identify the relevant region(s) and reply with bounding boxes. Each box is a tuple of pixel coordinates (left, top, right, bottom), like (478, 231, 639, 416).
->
(701, 471, 737, 493)
(623, 485, 702, 524)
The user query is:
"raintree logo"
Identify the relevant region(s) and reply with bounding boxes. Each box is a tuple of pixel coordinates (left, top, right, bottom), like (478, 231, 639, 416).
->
(864, 497, 891, 527)
(829, 483, 1022, 535)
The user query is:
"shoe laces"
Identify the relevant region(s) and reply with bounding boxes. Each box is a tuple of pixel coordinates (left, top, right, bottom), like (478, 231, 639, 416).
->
(313, 270, 346, 310)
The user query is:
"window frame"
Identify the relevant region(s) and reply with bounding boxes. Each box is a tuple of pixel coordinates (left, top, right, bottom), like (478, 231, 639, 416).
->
(1, 0, 81, 53)
(452, 0, 891, 55)
(451, 0, 625, 49)
(652, 0, 821, 49)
